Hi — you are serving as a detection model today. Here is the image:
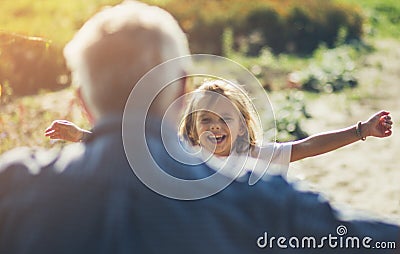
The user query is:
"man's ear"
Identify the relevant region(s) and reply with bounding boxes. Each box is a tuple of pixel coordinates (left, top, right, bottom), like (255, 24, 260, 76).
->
(76, 87, 95, 125)
(180, 72, 188, 96)
(173, 73, 187, 110)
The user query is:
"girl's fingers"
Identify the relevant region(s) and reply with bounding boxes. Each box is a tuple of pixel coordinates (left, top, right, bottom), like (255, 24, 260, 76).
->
(385, 130, 393, 136)
(49, 134, 61, 140)
(382, 121, 392, 128)
(44, 130, 56, 136)
(378, 110, 390, 117)
(45, 124, 59, 132)
(382, 115, 391, 122)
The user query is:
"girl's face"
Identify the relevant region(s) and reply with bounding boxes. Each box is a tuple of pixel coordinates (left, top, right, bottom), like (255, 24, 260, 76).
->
(195, 98, 245, 157)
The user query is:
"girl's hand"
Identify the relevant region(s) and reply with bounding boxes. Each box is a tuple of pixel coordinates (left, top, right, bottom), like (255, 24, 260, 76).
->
(44, 120, 86, 142)
(364, 111, 393, 138)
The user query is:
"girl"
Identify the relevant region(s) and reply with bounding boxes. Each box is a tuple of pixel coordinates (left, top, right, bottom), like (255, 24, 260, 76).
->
(46, 79, 393, 177)
(178, 79, 392, 178)
(180, 80, 393, 157)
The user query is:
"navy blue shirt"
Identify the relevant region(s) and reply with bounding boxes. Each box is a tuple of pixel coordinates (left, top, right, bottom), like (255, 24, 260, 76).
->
(0, 116, 398, 253)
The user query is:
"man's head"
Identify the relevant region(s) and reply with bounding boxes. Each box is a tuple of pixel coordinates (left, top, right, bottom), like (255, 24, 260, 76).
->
(64, 0, 190, 122)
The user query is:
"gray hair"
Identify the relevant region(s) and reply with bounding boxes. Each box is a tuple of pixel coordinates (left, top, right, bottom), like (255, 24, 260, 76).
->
(64, 0, 190, 118)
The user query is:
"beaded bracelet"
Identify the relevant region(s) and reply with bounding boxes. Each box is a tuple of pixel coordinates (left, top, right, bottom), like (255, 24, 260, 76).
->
(356, 121, 366, 141)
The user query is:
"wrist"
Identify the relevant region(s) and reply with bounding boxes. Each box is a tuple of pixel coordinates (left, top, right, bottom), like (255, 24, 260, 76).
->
(77, 131, 84, 142)
(79, 130, 93, 142)
(78, 130, 88, 142)
(356, 121, 367, 141)
(361, 121, 370, 138)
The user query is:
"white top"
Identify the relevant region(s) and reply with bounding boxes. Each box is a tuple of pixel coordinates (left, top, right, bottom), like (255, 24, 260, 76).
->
(193, 142, 292, 183)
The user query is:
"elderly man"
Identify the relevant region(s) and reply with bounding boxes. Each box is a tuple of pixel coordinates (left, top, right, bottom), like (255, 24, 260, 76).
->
(0, 1, 398, 253)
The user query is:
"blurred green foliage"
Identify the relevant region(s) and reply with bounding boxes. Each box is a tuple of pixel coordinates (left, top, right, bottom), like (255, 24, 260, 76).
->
(0, 0, 399, 146)
(0, 0, 121, 98)
(0, 87, 91, 154)
(288, 44, 368, 93)
(0, 32, 70, 97)
(0, 0, 395, 98)
(335, 0, 400, 39)
(159, 0, 363, 55)
(0, 0, 121, 45)
(272, 91, 311, 141)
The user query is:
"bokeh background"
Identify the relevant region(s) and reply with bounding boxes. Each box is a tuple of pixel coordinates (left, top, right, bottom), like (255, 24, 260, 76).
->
(0, 0, 399, 223)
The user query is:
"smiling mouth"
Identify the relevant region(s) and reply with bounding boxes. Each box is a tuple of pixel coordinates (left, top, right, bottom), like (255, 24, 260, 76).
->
(207, 134, 226, 144)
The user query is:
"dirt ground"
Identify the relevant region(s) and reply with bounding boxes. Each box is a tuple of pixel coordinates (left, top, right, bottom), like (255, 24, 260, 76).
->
(287, 39, 400, 224)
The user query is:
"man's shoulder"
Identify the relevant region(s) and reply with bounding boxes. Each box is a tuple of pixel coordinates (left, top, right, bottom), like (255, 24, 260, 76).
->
(0, 147, 56, 175)
(0, 143, 85, 176)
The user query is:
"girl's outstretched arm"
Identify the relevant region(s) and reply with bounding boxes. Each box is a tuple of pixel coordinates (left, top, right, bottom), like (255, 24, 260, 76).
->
(290, 110, 393, 162)
(44, 120, 92, 142)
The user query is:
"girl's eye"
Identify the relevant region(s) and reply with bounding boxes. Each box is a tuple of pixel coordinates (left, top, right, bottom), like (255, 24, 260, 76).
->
(200, 118, 210, 123)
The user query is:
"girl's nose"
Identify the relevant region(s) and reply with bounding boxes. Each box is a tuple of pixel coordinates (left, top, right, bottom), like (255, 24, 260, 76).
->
(210, 123, 221, 130)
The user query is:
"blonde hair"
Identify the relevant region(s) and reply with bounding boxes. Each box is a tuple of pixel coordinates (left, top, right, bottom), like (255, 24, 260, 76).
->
(64, 0, 189, 118)
(179, 79, 261, 154)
